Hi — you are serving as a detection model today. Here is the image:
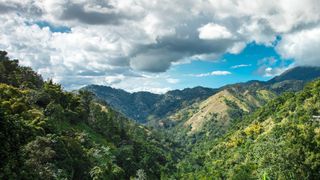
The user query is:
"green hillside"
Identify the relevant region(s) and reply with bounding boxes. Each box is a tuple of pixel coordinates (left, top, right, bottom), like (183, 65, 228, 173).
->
(0, 51, 178, 179)
(159, 85, 276, 149)
(83, 85, 217, 124)
(151, 68, 320, 152)
(176, 80, 320, 179)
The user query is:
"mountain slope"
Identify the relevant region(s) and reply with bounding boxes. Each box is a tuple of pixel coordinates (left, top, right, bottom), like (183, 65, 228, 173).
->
(268, 66, 320, 83)
(160, 67, 320, 133)
(83, 85, 217, 123)
(182, 88, 275, 133)
(158, 84, 276, 149)
(0, 51, 177, 179)
(176, 79, 320, 179)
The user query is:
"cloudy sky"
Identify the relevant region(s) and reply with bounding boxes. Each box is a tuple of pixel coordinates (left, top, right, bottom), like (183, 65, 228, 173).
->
(1, 0, 320, 93)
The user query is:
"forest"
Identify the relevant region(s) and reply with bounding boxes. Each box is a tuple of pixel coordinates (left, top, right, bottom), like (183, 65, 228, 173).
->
(0, 51, 179, 179)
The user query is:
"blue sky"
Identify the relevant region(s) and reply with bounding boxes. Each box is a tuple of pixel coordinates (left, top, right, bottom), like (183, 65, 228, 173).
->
(0, 0, 319, 93)
(34, 21, 71, 33)
(161, 43, 294, 90)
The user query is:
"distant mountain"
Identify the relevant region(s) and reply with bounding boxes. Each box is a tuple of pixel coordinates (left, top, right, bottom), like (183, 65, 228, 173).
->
(268, 66, 320, 83)
(158, 66, 320, 141)
(83, 85, 217, 123)
(84, 66, 320, 125)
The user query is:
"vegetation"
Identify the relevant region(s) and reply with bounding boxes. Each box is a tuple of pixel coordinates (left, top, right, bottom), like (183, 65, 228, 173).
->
(175, 80, 320, 179)
(83, 85, 216, 123)
(0, 51, 178, 179)
(1, 50, 320, 179)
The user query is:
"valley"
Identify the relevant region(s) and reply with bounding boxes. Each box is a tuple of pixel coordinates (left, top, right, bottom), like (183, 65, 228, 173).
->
(1, 51, 320, 179)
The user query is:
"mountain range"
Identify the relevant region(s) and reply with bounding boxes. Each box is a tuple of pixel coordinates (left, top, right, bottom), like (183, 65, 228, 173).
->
(83, 66, 320, 156)
(83, 66, 320, 127)
(83, 85, 217, 123)
(2, 50, 320, 179)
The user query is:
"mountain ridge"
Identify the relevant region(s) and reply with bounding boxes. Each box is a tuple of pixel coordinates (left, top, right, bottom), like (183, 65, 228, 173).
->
(83, 84, 217, 123)
(84, 66, 320, 124)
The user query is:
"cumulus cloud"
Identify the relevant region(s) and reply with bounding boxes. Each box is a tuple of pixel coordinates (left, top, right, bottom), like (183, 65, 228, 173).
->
(58, 2, 140, 25)
(0, 0, 320, 91)
(198, 23, 233, 40)
(277, 26, 320, 66)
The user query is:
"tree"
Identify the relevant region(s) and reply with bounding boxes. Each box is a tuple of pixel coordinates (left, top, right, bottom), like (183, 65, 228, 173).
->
(134, 169, 147, 180)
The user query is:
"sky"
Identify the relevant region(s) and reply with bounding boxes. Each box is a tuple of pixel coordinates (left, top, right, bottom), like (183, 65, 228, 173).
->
(0, 0, 320, 93)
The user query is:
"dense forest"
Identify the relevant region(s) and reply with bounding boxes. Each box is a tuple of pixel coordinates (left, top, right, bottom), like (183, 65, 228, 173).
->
(1, 50, 320, 179)
(0, 51, 179, 179)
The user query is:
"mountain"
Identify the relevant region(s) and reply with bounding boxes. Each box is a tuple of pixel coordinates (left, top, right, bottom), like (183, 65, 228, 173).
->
(265, 66, 320, 94)
(0, 51, 178, 179)
(83, 85, 217, 123)
(83, 67, 320, 147)
(268, 66, 320, 83)
(164, 87, 275, 133)
(85, 66, 320, 127)
(176, 79, 320, 179)
(2, 50, 320, 179)
(145, 66, 320, 155)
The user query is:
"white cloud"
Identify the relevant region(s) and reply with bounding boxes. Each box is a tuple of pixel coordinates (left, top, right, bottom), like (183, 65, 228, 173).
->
(130, 87, 171, 94)
(192, 70, 232, 77)
(198, 23, 233, 40)
(0, 0, 320, 92)
(106, 75, 174, 94)
(166, 78, 180, 84)
(227, 42, 246, 54)
(211, 71, 232, 75)
(231, 64, 252, 69)
(276, 26, 320, 66)
(259, 66, 290, 77)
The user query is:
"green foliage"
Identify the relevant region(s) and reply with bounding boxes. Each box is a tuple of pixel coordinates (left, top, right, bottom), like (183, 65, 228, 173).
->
(0, 52, 176, 179)
(84, 85, 216, 123)
(175, 80, 320, 179)
(0, 51, 43, 89)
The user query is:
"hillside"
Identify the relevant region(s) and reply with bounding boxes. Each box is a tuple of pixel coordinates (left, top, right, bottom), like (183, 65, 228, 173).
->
(268, 66, 320, 83)
(175, 88, 275, 133)
(156, 83, 276, 150)
(83, 85, 216, 123)
(0, 51, 178, 179)
(158, 67, 320, 134)
(176, 79, 320, 179)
